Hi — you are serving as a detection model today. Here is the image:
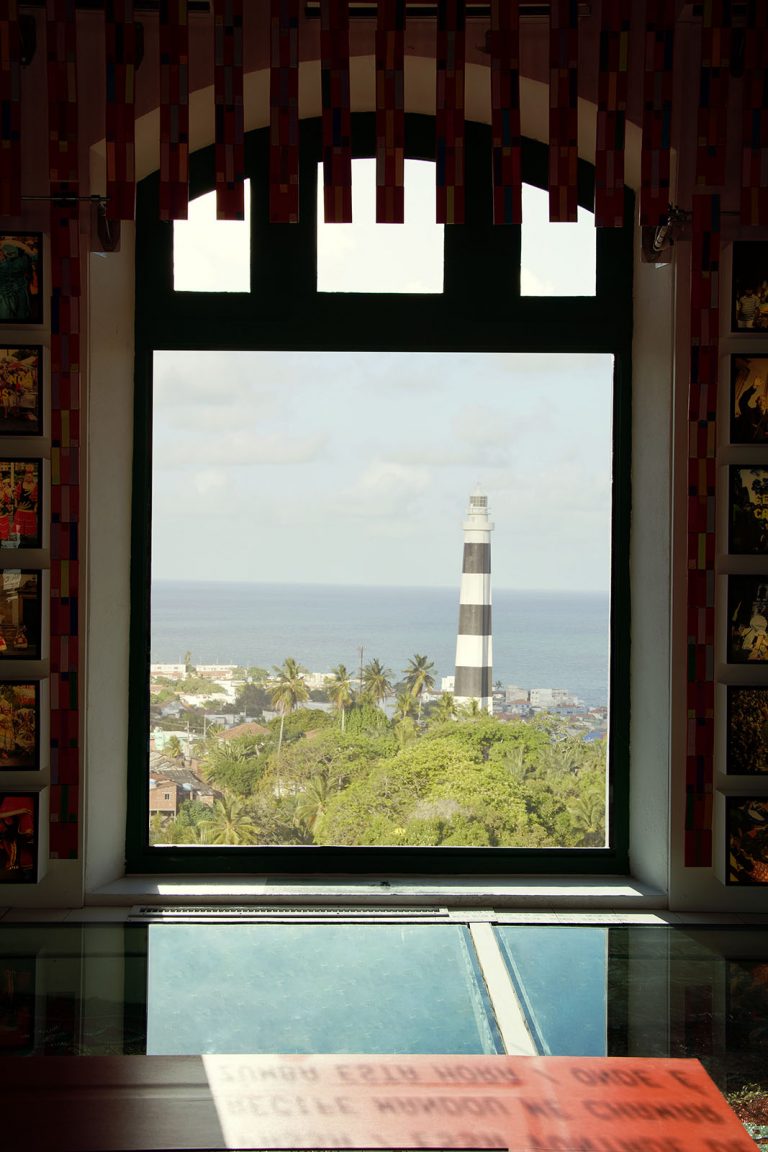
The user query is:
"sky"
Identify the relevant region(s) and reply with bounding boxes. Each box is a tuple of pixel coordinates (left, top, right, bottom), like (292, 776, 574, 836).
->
(157, 162, 611, 591)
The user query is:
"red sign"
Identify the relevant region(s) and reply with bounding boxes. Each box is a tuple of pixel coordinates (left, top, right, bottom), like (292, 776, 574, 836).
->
(201, 1055, 757, 1151)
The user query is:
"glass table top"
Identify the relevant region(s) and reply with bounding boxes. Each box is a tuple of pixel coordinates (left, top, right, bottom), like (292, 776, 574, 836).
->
(0, 920, 767, 1101)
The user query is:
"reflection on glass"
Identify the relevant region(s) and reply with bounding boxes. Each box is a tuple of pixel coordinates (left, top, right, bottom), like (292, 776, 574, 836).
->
(146, 923, 502, 1055)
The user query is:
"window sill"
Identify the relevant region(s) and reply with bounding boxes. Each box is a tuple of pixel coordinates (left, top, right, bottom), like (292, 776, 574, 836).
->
(87, 874, 666, 909)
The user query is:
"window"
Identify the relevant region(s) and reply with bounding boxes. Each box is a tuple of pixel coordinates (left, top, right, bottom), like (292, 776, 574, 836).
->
(173, 181, 251, 293)
(316, 158, 444, 293)
(129, 120, 632, 875)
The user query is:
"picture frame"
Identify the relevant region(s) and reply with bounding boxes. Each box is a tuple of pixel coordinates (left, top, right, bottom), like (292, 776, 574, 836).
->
(0, 682, 39, 771)
(0, 347, 42, 435)
(727, 576, 768, 663)
(0, 459, 42, 549)
(0, 791, 37, 882)
(0, 234, 42, 326)
(732, 355, 768, 445)
(730, 466, 768, 554)
(732, 241, 768, 332)
(0, 571, 42, 660)
(726, 687, 768, 774)
(727, 797, 768, 884)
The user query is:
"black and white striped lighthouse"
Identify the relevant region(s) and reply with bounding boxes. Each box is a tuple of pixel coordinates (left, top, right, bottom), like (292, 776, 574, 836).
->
(453, 488, 494, 713)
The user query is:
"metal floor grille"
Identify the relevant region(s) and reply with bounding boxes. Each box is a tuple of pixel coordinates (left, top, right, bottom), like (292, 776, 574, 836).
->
(128, 904, 451, 922)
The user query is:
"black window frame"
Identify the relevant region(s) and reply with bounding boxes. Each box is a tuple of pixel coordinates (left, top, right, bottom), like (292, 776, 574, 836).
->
(127, 113, 633, 875)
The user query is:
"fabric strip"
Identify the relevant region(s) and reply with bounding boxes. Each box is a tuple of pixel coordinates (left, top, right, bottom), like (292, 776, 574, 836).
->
(320, 0, 352, 223)
(375, 0, 405, 223)
(0, 0, 21, 217)
(214, 0, 244, 220)
(159, 0, 189, 222)
(489, 0, 521, 225)
(436, 0, 465, 225)
(105, 0, 138, 221)
(595, 0, 630, 227)
(549, 0, 579, 222)
(740, 0, 768, 225)
(695, 0, 730, 190)
(640, 0, 675, 226)
(269, 0, 300, 223)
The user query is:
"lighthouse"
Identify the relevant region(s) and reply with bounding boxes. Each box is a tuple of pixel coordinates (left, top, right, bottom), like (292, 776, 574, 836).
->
(453, 488, 494, 714)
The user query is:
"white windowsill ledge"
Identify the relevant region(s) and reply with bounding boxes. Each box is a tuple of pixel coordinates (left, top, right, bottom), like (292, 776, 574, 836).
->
(86, 874, 666, 909)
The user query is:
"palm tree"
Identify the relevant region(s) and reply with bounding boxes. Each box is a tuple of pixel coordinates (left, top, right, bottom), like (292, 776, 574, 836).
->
(296, 774, 334, 837)
(270, 657, 309, 755)
(432, 691, 457, 724)
(325, 664, 353, 732)
(165, 734, 184, 761)
(361, 657, 393, 708)
(393, 690, 418, 722)
(199, 794, 259, 845)
(402, 653, 436, 718)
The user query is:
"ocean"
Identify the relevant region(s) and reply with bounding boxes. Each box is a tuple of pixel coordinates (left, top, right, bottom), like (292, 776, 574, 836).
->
(151, 581, 610, 707)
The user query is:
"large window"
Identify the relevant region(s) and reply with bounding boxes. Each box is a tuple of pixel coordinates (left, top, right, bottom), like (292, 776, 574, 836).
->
(129, 118, 633, 875)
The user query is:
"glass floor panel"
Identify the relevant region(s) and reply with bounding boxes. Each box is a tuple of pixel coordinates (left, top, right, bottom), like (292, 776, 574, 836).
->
(494, 926, 607, 1056)
(145, 923, 502, 1055)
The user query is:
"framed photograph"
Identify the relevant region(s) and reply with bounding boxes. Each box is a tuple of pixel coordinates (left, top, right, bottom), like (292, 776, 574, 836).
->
(0, 234, 42, 326)
(727, 687, 768, 774)
(0, 956, 35, 1052)
(0, 571, 41, 660)
(0, 460, 41, 549)
(727, 576, 768, 662)
(0, 682, 38, 770)
(727, 797, 768, 884)
(0, 347, 42, 435)
(732, 241, 768, 332)
(0, 792, 37, 882)
(730, 467, 768, 554)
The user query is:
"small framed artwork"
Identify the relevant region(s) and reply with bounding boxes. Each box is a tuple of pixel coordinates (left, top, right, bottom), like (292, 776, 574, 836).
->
(727, 687, 768, 774)
(733, 241, 768, 331)
(728, 576, 768, 663)
(0, 792, 37, 882)
(730, 467, 768, 554)
(727, 797, 768, 884)
(0, 347, 42, 435)
(0, 234, 42, 326)
(0, 682, 38, 770)
(0, 571, 41, 659)
(0, 459, 41, 549)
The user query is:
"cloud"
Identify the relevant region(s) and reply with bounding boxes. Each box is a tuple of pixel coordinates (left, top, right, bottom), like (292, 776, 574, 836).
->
(156, 431, 326, 469)
(334, 461, 432, 520)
